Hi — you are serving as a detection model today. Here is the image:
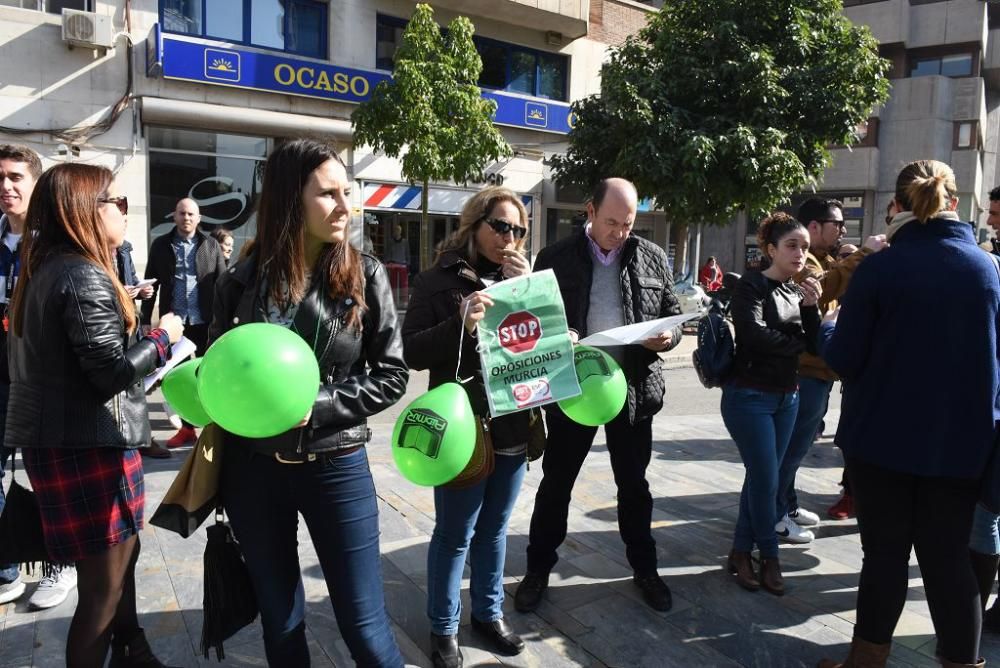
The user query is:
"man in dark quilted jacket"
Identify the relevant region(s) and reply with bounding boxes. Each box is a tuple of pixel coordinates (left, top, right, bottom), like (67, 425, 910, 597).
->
(515, 178, 682, 614)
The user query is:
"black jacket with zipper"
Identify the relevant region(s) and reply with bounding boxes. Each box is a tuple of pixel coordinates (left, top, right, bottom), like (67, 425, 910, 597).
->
(6, 254, 160, 450)
(401, 251, 531, 451)
(209, 251, 409, 457)
(728, 270, 821, 392)
(533, 231, 683, 423)
(141, 228, 226, 326)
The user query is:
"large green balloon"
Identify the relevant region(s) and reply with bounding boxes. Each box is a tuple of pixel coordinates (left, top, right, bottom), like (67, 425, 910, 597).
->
(198, 323, 321, 438)
(161, 358, 212, 427)
(392, 383, 476, 487)
(558, 346, 627, 426)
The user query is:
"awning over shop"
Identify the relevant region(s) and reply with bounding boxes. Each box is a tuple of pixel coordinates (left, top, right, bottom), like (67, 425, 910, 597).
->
(140, 96, 353, 140)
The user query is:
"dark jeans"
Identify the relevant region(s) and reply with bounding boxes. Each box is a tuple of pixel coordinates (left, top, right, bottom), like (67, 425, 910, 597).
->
(777, 376, 834, 518)
(0, 381, 17, 584)
(220, 445, 403, 668)
(720, 385, 799, 558)
(427, 454, 526, 635)
(848, 456, 981, 663)
(526, 410, 657, 575)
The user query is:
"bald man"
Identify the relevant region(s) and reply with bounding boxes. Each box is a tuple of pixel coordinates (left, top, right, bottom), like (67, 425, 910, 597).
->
(516, 178, 682, 613)
(142, 197, 226, 447)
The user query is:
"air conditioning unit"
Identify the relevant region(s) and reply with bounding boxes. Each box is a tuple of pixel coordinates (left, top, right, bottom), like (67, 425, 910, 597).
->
(62, 9, 115, 50)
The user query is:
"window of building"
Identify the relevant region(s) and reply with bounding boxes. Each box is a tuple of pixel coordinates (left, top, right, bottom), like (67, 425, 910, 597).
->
(909, 52, 974, 78)
(0, 0, 89, 12)
(842, 0, 889, 5)
(954, 120, 981, 150)
(161, 0, 327, 58)
(374, 14, 568, 102)
(147, 127, 270, 256)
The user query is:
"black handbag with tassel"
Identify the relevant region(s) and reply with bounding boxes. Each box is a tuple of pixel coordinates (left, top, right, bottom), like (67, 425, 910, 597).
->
(0, 450, 50, 569)
(200, 508, 259, 661)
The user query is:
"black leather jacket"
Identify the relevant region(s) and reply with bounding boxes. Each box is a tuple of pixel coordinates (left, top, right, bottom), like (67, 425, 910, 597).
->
(6, 254, 160, 450)
(209, 252, 408, 457)
(729, 270, 820, 392)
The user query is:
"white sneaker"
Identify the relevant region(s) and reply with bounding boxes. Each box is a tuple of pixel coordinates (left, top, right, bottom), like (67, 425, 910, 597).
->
(788, 507, 820, 527)
(28, 567, 77, 610)
(0, 576, 25, 604)
(776, 515, 815, 544)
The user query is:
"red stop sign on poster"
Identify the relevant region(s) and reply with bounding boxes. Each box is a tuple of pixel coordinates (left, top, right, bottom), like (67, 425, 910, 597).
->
(498, 311, 543, 353)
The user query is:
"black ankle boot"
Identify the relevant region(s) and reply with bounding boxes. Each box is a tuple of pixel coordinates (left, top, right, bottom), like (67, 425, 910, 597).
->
(108, 629, 180, 668)
(430, 633, 462, 668)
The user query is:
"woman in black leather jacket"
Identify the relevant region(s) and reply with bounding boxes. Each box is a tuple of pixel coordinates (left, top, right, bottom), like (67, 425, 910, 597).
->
(209, 139, 408, 667)
(402, 187, 532, 668)
(721, 212, 821, 597)
(7, 163, 183, 667)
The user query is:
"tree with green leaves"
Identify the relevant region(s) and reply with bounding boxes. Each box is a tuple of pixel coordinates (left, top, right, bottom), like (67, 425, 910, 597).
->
(553, 0, 890, 234)
(352, 3, 511, 228)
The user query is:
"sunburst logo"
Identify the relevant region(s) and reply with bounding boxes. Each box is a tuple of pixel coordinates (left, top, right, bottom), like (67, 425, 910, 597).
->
(208, 57, 235, 72)
(525, 102, 547, 127)
(204, 48, 240, 82)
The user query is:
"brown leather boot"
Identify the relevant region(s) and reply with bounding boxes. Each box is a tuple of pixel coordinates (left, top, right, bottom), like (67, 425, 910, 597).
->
(727, 549, 759, 591)
(816, 636, 891, 668)
(759, 557, 784, 596)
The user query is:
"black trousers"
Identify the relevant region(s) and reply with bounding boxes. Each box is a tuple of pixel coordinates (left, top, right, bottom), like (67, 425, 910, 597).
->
(179, 322, 208, 430)
(526, 409, 657, 575)
(848, 456, 981, 663)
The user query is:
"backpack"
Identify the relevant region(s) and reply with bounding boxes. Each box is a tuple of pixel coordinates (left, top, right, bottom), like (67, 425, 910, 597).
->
(692, 301, 734, 389)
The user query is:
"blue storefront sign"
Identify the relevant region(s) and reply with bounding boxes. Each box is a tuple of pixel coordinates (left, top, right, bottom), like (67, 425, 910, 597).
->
(153, 31, 574, 135)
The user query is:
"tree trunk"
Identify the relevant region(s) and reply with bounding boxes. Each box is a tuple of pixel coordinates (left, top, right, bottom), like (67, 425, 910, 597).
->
(674, 222, 689, 281)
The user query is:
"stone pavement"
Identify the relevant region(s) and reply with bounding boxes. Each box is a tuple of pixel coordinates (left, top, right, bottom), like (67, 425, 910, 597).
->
(2, 365, 998, 667)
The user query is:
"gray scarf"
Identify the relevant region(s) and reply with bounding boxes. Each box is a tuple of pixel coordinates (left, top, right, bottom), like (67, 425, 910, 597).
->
(886, 210, 961, 241)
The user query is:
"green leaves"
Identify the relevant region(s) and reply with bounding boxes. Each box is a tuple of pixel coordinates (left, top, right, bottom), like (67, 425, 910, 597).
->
(554, 0, 890, 225)
(352, 3, 512, 214)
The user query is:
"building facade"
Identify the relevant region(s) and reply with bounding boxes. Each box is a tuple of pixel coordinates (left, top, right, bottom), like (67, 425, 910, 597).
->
(701, 0, 1000, 274)
(0, 0, 663, 311)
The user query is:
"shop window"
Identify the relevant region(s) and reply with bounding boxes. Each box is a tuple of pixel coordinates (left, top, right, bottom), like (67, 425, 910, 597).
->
(161, 0, 327, 58)
(375, 14, 569, 102)
(147, 127, 269, 257)
(546, 208, 586, 243)
(0, 0, 89, 12)
(909, 52, 974, 78)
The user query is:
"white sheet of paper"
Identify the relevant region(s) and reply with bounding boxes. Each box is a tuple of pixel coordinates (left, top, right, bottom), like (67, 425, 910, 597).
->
(143, 336, 197, 392)
(579, 313, 701, 347)
(131, 278, 157, 289)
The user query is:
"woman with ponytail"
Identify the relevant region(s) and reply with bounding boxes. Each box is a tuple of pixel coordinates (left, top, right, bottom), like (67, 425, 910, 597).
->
(209, 139, 408, 666)
(7, 163, 183, 667)
(722, 212, 822, 596)
(819, 160, 1000, 668)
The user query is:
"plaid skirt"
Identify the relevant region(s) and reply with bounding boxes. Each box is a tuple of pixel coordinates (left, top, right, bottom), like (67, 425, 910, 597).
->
(21, 447, 144, 563)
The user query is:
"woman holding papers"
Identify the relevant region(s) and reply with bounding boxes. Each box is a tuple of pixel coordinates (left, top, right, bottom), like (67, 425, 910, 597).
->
(6, 163, 183, 667)
(402, 187, 531, 668)
(722, 212, 821, 597)
(209, 139, 408, 667)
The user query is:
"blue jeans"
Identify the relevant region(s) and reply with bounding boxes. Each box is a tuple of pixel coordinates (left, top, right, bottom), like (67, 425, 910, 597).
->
(220, 446, 403, 668)
(0, 381, 18, 585)
(971, 504, 1000, 555)
(721, 385, 800, 558)
(776, 376, 834, 519)
(427, 453, 526, 636)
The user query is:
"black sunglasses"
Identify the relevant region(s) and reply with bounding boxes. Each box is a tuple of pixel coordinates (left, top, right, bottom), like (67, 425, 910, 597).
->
(98, 195, 128, 216)
(482, 217, 527, 240)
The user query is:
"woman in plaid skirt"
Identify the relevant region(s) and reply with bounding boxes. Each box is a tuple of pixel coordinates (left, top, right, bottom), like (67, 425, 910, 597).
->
(6, 163, 183, 667)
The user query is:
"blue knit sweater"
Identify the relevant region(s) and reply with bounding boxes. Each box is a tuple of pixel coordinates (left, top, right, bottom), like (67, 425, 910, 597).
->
(822, 217, 1000, 479)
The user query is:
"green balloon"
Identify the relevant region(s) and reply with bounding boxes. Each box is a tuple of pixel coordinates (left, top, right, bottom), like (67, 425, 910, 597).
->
(161, 358, 212, 427)
(198, 323, 321, 438)
(391, 383, 476, 487)
(558, 346, 627, 426)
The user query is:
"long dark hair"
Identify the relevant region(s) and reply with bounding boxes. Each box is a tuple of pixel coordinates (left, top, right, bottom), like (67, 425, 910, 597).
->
(11, 163, 135, 336)
(254, 139, 365, 329)
(756, 212, 806, 268)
